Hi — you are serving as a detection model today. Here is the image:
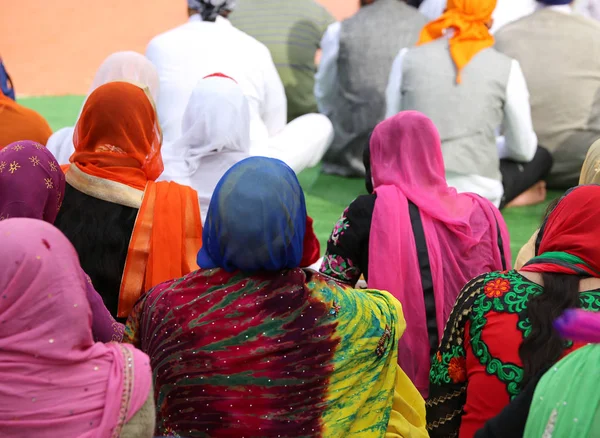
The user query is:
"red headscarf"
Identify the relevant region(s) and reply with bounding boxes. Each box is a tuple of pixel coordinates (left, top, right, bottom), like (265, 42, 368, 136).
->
(71, 81, 163, 190)
(522, 185, 600, 277)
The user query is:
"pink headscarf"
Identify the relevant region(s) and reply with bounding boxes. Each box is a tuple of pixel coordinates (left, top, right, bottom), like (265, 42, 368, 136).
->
(368, 111, 511, 396)
(0, 218, 152, 437)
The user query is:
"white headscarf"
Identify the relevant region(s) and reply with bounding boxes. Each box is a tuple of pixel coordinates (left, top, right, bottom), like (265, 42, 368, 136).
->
(159, 74, 251, 222)
(46, 51, 159, 164)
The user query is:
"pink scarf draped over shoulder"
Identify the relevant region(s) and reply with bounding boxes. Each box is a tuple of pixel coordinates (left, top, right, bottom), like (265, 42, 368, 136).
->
(368, 111, 511, 397)
(0, 218, 152, 437)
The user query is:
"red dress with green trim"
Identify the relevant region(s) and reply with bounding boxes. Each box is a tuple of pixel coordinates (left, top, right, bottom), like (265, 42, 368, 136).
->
(426, 270, 600, 438)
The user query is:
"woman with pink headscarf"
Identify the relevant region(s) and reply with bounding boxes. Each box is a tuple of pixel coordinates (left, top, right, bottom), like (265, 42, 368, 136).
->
(0, 218, 155, 437)
(320, 111, 511, 397)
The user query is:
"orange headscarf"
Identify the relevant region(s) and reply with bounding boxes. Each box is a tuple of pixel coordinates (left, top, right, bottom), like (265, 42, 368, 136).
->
(418, 0, 497, 84)
(71, 81, 163, 189)
(69, 81, 202, 317)
(0, 89, 52, 148)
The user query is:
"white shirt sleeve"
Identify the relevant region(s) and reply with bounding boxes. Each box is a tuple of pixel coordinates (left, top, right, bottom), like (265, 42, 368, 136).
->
(385, 48, 408, 119)
(502, 60, 538, 162)
(260, 47, 287, 136)
(314, 22, 341, 115)
(419, 0, 447, 20)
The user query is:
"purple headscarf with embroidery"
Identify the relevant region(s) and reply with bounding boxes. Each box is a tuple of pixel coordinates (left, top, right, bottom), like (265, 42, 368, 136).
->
(0, 141, 65, 223)
(0, 140, 124, 342)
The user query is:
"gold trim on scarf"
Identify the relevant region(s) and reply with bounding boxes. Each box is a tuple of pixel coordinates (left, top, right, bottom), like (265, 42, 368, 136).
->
(65, 164, 144, 209)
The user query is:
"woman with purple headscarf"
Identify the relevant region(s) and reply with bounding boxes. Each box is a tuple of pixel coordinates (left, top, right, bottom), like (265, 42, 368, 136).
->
(0, 141, 123, 342)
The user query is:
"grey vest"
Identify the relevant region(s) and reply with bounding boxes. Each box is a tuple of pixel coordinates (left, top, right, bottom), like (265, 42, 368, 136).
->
(400, 39, 512, 181)
(323, 0, 427, 176)
(495, 10, 600, 156)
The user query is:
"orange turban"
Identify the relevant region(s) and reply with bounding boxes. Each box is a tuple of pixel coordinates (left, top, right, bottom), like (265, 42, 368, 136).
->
(418, 0, 497, 83)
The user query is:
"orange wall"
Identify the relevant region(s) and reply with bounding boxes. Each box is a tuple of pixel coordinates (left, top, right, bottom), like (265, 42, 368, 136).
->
(1, 0, 359, 96)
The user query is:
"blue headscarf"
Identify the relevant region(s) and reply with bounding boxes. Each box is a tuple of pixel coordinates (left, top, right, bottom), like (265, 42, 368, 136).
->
(197, 157, 307, 273)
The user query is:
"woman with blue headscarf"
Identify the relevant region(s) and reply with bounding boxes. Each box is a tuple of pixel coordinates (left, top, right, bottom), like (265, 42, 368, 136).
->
(124, 157, 428, 438)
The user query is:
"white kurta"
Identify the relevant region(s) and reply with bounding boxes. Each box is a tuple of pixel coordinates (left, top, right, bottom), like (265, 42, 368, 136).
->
(147, 15, 333, 174)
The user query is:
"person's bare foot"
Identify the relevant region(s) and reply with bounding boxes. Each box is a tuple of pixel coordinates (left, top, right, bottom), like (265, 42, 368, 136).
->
(506, 181, 547, 208)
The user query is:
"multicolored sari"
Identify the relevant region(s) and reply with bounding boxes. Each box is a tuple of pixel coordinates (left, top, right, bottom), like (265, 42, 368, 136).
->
(125, 157, 427, 437)
(126, 269, 427, 437)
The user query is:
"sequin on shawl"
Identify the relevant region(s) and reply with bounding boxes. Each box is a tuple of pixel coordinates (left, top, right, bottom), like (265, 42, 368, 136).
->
(126, 269, 402, 437)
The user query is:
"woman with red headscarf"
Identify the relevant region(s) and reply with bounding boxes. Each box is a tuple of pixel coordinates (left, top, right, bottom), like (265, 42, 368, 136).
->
(54, 81, 202, 321)
(320, 111, 511, 399)
(428, 185, 600, 438)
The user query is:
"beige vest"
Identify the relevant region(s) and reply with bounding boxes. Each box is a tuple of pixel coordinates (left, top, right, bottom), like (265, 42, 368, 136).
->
(400, 39, 512, 181)
(495, 9, 600, 153)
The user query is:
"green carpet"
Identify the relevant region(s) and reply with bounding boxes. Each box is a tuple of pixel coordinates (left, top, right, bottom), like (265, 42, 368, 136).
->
(20, 95, 559, 262)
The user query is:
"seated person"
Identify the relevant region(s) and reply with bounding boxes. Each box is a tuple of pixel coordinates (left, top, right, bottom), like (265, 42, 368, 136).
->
(495, 0, 600, 188)
(0, 218, 154, 438)
(316, 0, 427, 177)
(46, 51, 159, 165)
(475, 309, 600, 438)
(148, 0, 333, 174)
(524, 310, 600, 437)
(125, 156, 429, 438)
(386, 0, 553, 208)
(428, 185, 600, 437)
(159, 73, 250, 223)
(320, 111, 511, 397)
(515, 137, 600, 269)
(229, 0, 334, 121)
(54, 82, 202, 321)
(0, 141, 122, 342)
(0, 90, 52, 148)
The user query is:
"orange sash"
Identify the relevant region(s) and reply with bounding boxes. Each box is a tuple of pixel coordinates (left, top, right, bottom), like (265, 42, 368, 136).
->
(118, 181, 202, 317)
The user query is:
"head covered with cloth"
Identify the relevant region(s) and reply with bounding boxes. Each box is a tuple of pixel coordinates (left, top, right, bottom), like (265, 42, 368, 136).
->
(368, 111, 510, 396)
(517, 185, 600, 386)
(0, 218, 152, 437)
(61, 81, 201, 318)
(197, 156, 306, 271)
(126, 156, 429, 437)
(418, 0, 497, 83)
(0, 141, 65, 223)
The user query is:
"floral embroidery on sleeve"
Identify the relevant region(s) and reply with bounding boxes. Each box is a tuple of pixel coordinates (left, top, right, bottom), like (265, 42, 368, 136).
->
(320, 254, 360, 285)
(330, 208, 350, 245)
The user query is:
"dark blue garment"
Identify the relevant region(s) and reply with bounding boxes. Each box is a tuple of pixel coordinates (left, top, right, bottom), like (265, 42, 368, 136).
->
(0, 58, 15, 100)
(197, 157, 307, 273)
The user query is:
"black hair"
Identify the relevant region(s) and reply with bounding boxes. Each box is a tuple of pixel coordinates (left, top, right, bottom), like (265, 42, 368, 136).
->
(54, 183, 137, 321)
(519, 272, 580, 387)
(519, 191, 580, 387)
